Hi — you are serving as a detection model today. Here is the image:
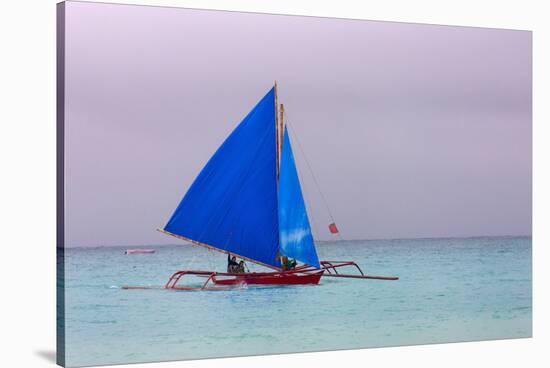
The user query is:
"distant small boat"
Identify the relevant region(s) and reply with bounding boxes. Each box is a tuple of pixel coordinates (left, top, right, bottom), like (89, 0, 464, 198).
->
(125, 249, 155, 254)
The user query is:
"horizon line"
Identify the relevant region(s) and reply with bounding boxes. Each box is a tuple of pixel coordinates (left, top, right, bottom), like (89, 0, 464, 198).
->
(63, 233, 532, 248)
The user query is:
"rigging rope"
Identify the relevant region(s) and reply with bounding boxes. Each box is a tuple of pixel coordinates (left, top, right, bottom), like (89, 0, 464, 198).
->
(284, 111, 344, 242)
(287, 127, 322, 241)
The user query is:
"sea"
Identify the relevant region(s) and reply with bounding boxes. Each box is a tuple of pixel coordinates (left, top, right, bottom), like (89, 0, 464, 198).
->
(60, 236, 532, 367)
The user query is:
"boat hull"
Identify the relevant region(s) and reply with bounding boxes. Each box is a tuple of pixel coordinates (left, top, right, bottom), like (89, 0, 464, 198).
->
(212, 271, 323, 286)
(125, 249, 155, 254)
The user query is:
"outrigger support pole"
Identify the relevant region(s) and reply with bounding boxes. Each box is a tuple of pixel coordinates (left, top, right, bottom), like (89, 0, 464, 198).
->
(122, 260, 398, 291)
(319, 260, 399, 280)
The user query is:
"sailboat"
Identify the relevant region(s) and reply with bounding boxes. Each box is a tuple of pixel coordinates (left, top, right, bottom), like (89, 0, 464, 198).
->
(125, 83, 398, 291)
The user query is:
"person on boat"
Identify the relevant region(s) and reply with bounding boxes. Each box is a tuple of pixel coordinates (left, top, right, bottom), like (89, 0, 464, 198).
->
(280, 255, 297, 271)
(236, 260, 247, 273)
(227, 253, 239, 273)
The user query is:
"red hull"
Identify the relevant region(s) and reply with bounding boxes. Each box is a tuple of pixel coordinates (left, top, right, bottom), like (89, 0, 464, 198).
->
(213, 271, 323, 286)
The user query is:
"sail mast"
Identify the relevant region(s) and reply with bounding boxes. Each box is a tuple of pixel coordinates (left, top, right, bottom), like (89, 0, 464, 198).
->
(279, 103, 284, 159)
(274, 81, 286, 179)
(274, 81, 280, 179)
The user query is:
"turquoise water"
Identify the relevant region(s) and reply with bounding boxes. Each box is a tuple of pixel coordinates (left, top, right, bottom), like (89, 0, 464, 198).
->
(61, 236, 532, 367)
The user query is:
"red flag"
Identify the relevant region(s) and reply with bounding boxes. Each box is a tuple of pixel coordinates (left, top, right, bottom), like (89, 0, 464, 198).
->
(328, 223, 339, 234)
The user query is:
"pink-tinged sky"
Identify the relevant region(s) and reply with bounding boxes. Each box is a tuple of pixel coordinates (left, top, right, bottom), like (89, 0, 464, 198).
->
(63, 1, 531, 247)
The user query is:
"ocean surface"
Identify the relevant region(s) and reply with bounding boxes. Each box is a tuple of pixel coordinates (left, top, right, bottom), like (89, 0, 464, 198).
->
(60, 236, 532, 367)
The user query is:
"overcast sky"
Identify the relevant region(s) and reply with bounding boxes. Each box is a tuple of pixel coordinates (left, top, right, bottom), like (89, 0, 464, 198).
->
(63, 1, 532, 247)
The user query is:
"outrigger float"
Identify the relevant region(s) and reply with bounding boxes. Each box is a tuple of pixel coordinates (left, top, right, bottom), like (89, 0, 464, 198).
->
(123, 83, 398, 291)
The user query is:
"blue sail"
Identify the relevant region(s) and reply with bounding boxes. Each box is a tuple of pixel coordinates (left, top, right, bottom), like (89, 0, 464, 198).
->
(164, 88, 281, 269)
(278, 127, 320, 268)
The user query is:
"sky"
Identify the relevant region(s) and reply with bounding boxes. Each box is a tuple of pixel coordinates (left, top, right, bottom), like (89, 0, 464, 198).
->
(63, 1, 532, 247)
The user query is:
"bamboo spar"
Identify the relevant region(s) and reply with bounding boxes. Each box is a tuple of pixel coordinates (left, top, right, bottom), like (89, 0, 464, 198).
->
(274, 81, 280, 178)
(279, 103, 284, 157)
(157, 228, 282, 271)
(274, 81, 285, 179)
